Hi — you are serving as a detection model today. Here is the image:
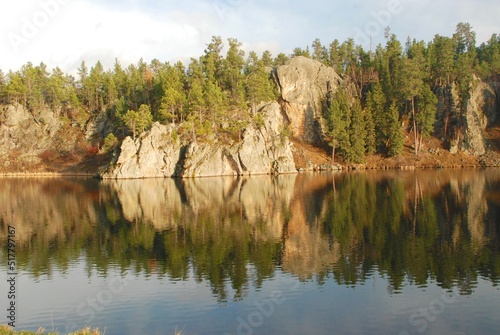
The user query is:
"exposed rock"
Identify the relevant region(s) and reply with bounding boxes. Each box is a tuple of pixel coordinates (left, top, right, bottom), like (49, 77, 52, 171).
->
(0, 104, 63, 162)
(101, 102, 297, 179)
(101, 122, 181, 179)
(458, 78, 497, 156)
(276, 56, 344, 143)
(85, 111, 111, 142)
(318, 163, 342, 171)
(181, 142, 240, 177)
(437, 77, 498, 156)
(238, 102, 296, 175)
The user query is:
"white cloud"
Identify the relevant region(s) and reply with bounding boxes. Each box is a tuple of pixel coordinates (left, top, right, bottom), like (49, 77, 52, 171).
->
(0, 0, 499, 74)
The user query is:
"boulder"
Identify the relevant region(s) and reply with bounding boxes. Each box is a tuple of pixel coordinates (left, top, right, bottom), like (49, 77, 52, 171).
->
(276, 56, 343, 143)
(101, 122, 181, 179)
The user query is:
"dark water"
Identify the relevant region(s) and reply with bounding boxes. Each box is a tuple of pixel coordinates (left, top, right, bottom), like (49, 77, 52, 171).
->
(1, 170, 500, 335)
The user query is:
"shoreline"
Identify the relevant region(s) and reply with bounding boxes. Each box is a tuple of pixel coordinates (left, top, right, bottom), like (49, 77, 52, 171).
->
(0, 172, 95, 178)
(0, 164, 497, 179)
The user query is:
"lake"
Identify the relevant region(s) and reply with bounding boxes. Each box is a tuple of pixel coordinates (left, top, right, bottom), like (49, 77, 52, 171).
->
(1, 170, 500, 335)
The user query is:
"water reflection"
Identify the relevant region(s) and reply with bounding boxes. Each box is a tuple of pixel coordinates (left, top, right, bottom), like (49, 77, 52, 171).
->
(1, 170, 499, 300)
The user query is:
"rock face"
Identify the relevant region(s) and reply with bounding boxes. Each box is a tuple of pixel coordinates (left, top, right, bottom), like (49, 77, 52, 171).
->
(101, 123, 182, 179)
(275, 56, 344, 143)
(459, 78, 497, 155)
(237, 102, 296, 175)
(0, 104, 64, 168)
(101, 102, 297, 179)
(436, 77, 498, 156)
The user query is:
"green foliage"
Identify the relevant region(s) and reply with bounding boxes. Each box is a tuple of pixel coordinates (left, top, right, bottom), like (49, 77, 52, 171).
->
(273, 53, 289, 66)
(348, 100, 366, 163)
(416, 84, 438, 138)
(1, 24, 498, 156)
(477, 34, 500, 78)
(325, 86, 350, 163)
(245, 51, 276, 111)
(387, 102, 404, 157)
(252, 112, 265, 129)
(171, 128, 179, 142)
(102, 133, 118, 152)
(363, 95, 377, 155)
(280, 124, 291, 138)
(224, 38, 246, 110)
(311, 38, 328, 63)
(158, 62, 187, 124)
(121, 104, 153, 139)
(4, 171, 499, 299)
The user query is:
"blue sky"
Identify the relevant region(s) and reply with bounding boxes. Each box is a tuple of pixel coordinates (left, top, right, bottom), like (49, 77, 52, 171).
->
(1, 0, 499, 73)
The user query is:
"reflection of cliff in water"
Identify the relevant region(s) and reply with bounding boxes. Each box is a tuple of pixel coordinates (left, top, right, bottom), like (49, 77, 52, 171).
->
(0, 169, 499, 297)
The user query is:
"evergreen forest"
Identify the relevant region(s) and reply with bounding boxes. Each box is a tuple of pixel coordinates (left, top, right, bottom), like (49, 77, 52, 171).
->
(1, 22, 499, 163)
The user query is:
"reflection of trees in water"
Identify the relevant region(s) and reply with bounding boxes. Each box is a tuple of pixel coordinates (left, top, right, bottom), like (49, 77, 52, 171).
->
(319, 170, 500, 293)
(0, 169, 499, 300)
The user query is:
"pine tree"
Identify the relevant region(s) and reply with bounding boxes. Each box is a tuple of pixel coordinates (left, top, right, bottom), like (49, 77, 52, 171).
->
(386, 102, 404, 156)
(363, 103, 376, 155)
(378, 34, 403, 103)
(415, 84, 438, 151)
(366, 82, 387, 153)
(21, 62, 48, 111)
(0, 70, 6, 104)
(312, 38, 328, 63)
(245, 51, 275, 112)
(401, 42, 426, 155)
(122, 104, 153, 140)
(328, 39, 342, 73)
(273, 53, 289, 66)
(5, 71, 27, 105)
(261, 50, 273, 67)
(186, 58, 205, 124)
(348, 100, 366, 163)
(87, 61, 105, 112)
(158, 62, 187, 124)
(202, 36, 227, 133)
(429, 35, 454, 85)
(204, 79, 225, 133)
(224, 38, 246, 110)
(46, 67, 66, 112)
(325, 87, 350, 163)
(477, 34, 500, 78)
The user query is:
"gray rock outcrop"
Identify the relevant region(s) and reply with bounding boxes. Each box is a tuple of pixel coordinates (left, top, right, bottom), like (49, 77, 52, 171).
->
(458, 78, 497, 155)
(0, 104, 63, 168)
(101, 123, 182, 179)
(101, 102, 297, 179)
(276, 56, 344, 144)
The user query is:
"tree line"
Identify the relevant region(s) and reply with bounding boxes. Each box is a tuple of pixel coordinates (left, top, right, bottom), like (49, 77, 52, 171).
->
(0, 23, 499, 163)
(320, 23, 500, 162)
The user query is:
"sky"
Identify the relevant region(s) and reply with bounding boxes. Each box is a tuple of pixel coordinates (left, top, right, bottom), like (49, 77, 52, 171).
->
(0, 0, 499, 74)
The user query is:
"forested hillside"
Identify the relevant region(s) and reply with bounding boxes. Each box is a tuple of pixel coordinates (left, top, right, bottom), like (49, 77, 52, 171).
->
(0, 23, 499, 173)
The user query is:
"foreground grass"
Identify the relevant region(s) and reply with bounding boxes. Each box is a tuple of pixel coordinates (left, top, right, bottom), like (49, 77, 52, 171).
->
(0, 325, 104, 335)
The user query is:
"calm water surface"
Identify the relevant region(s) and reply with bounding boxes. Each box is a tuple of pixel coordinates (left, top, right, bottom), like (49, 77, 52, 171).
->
(1, 170, 500, 335)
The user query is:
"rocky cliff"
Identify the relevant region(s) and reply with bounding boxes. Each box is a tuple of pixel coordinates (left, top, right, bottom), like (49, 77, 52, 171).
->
(0, 104, 88, 171)
(1, 56, 499, 176)
(436, 76, 498, 156)
(275, 56, 344, 144)
(100, 101, 296, 178)
(101, 57, 347, 179)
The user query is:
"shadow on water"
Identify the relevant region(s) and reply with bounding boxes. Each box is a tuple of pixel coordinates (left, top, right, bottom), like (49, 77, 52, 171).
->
(1, 169, 500, 300)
